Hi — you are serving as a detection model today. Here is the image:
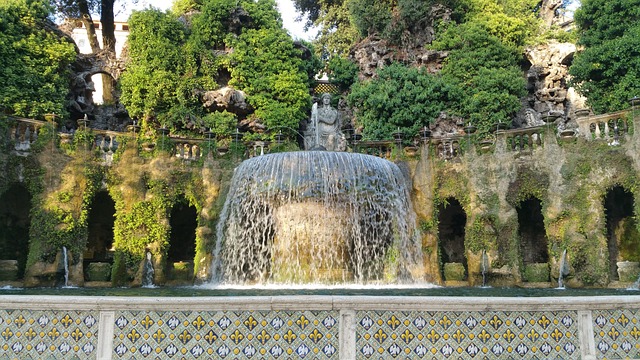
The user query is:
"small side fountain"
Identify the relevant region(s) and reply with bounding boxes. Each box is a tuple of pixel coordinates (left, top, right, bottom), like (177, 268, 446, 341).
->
(481, 249, 490, 287)
(557, 249, 569, 289)
(142, 251, 155, 287)
(61, 246, 69, 287)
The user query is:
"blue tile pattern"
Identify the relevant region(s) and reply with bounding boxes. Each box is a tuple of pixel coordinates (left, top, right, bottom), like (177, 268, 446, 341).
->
(356, 310, 580, 359)
(593, 308, 640, 360)
(0, 309, 98, 359)
(112, 310, 340, 359)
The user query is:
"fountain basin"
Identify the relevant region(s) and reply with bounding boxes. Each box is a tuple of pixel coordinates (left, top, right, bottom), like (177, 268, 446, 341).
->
(0, 292, 638, 359)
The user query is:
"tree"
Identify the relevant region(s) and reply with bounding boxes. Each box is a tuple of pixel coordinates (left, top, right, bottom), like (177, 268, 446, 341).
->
(0, 0, 76, 118)
(569, 0, 640, 113)
(120, 0, 319, 139)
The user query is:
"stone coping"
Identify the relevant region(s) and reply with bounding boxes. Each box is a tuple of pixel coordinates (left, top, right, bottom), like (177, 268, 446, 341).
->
(1, 294, 639, 311)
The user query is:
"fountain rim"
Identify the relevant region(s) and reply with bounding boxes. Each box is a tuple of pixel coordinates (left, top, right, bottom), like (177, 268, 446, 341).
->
(1, 294, 639, 311)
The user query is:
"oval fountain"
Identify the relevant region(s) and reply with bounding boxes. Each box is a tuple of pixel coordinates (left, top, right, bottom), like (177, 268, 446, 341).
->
(211, 151, 424, 285)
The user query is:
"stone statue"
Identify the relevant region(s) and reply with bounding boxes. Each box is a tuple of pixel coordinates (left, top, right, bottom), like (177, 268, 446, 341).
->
(305, 93, 346, 151)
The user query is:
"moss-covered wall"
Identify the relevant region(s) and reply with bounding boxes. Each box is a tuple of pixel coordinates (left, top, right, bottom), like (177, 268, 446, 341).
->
(3, 115, 640, 288)
(411, 120, 640, 287)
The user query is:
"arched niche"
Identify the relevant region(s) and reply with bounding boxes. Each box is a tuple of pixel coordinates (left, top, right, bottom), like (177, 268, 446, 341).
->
(517, 197, 549, 282)
(438, 198, 467, 281)
(0, 183, 32, 280)
(167, 197, 197, 281)
(85, 191, 116, 262)
(604, 185, 638, 281)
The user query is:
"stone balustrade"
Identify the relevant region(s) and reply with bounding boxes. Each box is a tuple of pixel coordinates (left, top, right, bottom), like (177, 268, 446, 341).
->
(174, 139, 203, 161)
(431, 136, 462, 160)
(575, 109, 629, 142)
(502, 126, 545, 152)
(9, 117, 43, 154)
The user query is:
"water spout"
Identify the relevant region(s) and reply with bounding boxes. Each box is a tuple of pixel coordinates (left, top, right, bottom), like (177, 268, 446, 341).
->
(481, 249, 490, 287)
(142, 251, 155, 287)
(557, 249, 569, 289)
(62, 246, 69, 287)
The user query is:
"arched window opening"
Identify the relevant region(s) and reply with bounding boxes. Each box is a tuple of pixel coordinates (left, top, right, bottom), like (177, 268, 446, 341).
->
(518, 197, 549, 282)
(167, 197, 198, 282)
(84, 191, 116, 282)
(604, 186, 638, 281)
(438, 198, 467, 281)
(0, 184, 32, 280)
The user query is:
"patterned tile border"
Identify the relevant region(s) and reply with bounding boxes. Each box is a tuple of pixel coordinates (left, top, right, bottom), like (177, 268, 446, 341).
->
(593, 308, 640, 360)
(0, 295, 639, 359)
(356, 310, 579, 359)
(112, 310, 340, 359)
(0, 309, 99, 359)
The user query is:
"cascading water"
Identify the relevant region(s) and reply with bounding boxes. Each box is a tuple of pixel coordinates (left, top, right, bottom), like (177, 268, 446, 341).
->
(481, 249, 489, 287)
(211, 151, 424, 285)
(557, 249, 569, 289)
(142, 251, 155, 287)
(62, 246, 69, 287)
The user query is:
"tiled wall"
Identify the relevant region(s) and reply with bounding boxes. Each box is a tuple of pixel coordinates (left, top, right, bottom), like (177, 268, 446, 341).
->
(0, 296, 639, 360)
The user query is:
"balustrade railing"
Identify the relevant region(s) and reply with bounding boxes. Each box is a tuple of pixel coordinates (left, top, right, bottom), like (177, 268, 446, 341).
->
(503, 126, 545, 152)
(575, 110, 628, 142)
(10, 117, 43, 153)
(430, 136, 462, 160)
(174, 139, 203, 161)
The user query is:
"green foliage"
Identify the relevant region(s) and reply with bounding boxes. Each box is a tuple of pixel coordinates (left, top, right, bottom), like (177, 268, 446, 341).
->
(202, 110, 236, 138)
(569, 0, 640, 113)
(347, 0, 393, 37)
(0, 0, 76, 118)
(348, 63, 460, 140)
(435, 23, 526, 132)
(327, 55, 359, 91)
(121, 0, 316, 139)
(229, 27, 312, 131)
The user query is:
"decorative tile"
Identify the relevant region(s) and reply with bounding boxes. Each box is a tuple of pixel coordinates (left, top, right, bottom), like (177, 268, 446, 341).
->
(356, 310, 579, 359)
(0, 309, 98, 359)
(112, 310, 339, 359)
(593, 308, 640, 360)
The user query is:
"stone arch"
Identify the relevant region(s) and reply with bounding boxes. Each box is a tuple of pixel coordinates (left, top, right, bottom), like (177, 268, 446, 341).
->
(517, 196, 550, 282)
(0, 183, 32, 281)
(84, 190, 116, 282)
(166, 196, 198, 282)
(438, 198, 467, 282)
(603, 185, 638, 281)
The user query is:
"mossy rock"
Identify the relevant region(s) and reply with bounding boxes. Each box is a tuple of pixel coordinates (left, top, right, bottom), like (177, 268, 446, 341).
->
(523, 263, 549, 282)
(617, 261, 640, 282)
(0, 260, 18, 281)
(444, 262, 466, 281)
(86, 262, 112, 282)
(168, 261, 193, 281)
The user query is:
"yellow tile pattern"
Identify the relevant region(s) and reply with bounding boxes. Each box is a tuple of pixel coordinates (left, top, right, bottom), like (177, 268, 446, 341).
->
(0, 309, 98, 358)
(356, 310, 579, 359)
(593, 308, 640, 360)
(112, 310, 340, 359)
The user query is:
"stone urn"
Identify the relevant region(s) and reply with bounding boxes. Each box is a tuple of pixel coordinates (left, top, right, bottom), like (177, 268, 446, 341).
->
(617, 261, 640, 282)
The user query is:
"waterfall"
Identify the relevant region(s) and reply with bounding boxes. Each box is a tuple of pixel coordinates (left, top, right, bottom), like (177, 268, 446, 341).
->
(557, 249, 569, 289)
(142, 251, 155, 287)
(211, 151, 423, 285)
(481, 249, 489, 287)
(62, 246, 69, 287)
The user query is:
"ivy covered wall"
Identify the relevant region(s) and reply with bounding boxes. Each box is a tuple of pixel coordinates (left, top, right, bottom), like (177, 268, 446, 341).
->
(2, 115, 640, 287)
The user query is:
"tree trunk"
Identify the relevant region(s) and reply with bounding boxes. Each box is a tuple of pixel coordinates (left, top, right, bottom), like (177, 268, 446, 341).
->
(100, 0, 116, 103)
(539, 0, 563, 28)
(78, 0, 100, 52)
